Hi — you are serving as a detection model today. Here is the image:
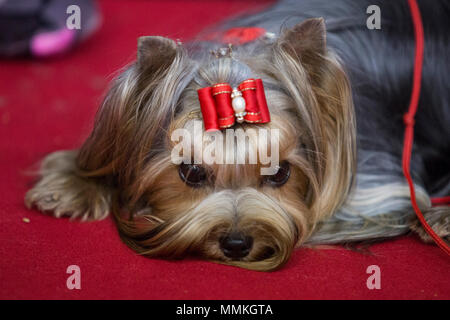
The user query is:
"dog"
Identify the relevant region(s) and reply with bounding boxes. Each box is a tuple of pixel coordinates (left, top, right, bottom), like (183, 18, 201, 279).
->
(25, 0, 449, 271)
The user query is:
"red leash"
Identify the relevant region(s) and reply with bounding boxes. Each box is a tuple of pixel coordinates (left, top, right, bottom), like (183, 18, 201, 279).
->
(403, 0, 450, 255)
(431, 196, 450, 206)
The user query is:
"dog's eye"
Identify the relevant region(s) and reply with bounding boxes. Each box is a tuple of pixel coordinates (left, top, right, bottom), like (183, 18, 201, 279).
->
(179, 163, 207, 187)
(264, 161, 290, 187)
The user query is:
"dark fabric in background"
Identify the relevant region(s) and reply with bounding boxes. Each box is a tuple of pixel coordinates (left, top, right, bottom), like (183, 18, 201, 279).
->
(0, 0, 448, 299)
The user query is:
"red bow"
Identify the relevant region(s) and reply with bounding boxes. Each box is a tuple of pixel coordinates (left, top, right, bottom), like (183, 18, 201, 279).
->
(197, 78, 270, 131)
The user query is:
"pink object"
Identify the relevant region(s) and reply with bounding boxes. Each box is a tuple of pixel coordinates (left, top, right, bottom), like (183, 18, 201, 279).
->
(31, 28, 76, 57)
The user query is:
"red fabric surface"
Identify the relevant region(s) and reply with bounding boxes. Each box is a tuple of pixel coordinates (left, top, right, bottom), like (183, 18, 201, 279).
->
(0, 0, 449, 300)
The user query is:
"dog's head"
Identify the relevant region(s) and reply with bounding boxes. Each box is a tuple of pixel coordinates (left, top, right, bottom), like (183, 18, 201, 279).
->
(77, 19, 355, 271)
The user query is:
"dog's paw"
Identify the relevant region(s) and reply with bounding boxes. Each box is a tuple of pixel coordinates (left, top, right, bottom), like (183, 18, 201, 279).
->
(410, 207, 450, 243)
(25, 151, 111, 221)
(25, 182, 110, 221)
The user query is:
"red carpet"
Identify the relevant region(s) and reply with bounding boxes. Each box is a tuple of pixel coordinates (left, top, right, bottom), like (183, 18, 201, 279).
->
(0, 0, 448, 300)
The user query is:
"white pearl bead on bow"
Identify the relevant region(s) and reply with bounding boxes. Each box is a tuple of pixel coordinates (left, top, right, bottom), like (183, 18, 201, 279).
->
(231, 88, 247, 123)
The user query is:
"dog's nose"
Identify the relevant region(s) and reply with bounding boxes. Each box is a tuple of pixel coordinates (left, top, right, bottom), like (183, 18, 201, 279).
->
(220, 232, 253, 259)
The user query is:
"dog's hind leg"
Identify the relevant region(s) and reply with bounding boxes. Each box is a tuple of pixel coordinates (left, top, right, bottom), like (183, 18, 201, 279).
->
(306, 174, 430, 245)
(409, 206, 450, 243)
(305, 150, 432, 245)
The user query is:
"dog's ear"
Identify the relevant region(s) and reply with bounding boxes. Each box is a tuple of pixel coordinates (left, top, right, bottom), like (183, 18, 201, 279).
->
(280, 18, 326, 66)
(277, 18, 328, 86)
(273, 18, 356, 222)
(137, 36, 178, 71)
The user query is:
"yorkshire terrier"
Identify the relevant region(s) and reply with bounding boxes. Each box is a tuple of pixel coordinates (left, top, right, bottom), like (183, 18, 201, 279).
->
(26, 0, 449, 271)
